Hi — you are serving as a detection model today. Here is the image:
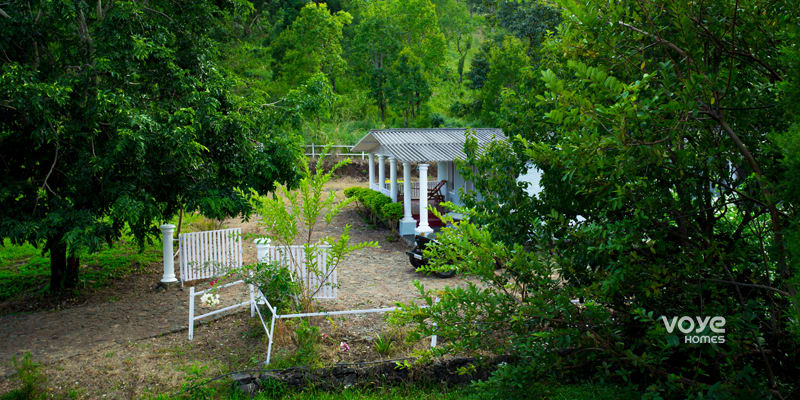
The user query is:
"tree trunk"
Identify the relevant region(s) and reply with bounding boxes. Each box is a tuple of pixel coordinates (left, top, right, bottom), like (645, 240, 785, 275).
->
(49, 237, 66, 293)
(49, 235, 80, 293)
(66, 253, 79, 289)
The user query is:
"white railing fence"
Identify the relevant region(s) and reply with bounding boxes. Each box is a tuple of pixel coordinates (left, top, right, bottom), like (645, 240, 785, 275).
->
(306, 144, 365, 159)
(170, 227, 256, 340)
(371, 180, 441, 200)
(256, 296, 440, 364)
(257, 242, 337, 300)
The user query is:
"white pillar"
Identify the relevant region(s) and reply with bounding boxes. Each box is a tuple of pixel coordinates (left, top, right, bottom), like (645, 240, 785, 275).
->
(368, 153, 375, 190)
(399, 162, 417, 235)
(160, 224, 178, 283)
(389, 156, 398, 202)
(416, 164, 433, 236)
(402, 162, 413, 221)
(377, 154, 385, 191)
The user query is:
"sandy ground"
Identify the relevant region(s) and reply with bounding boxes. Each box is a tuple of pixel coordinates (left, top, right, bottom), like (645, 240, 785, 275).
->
(0, 177, 472, 398)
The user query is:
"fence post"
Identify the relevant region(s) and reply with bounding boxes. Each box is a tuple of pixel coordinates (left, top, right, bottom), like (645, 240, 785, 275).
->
(254, 238, 270, 263)
(311, 143, 315, 158)
(159, 224, 178, 283)
(188, 286, 195, 340)
(430, 297, 440, 348)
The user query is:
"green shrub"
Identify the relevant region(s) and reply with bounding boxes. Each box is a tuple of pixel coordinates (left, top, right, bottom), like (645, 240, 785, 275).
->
(243, 262, 299, 314)
(1, 353, 46, 400)
(292, 320, 322, 367)
(345, 186, 401, 230)
(381, 202, 403, 222)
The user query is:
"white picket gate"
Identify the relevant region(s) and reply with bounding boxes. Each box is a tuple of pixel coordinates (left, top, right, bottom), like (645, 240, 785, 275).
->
(179, 228, 243, 287)
(258, 243, 337, 299)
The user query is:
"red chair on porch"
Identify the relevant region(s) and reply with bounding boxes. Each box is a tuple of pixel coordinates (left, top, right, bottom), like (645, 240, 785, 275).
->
(427, 180, 446, 203)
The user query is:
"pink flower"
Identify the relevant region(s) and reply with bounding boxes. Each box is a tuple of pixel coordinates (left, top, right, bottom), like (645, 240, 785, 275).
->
(321, 333, 327, 341)
(340, 341, 350, 352)
(210, 279, 217, 287)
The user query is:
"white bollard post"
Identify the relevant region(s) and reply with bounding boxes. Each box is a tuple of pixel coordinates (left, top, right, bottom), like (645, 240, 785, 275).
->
(159, 224, 178, 283)
(254, 238, 271, 263)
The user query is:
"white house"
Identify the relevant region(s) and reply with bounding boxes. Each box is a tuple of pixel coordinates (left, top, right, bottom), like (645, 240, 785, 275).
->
(352, 128, 541, 236)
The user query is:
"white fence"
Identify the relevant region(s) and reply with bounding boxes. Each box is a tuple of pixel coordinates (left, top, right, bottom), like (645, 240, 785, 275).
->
(373, 181, 440, 200)
(255, 297, 439, 364)
(305, 144, 365, 159)
(179, 228, 243, 287)
(174, 227, 255, 340)
(258, 243, 337, 299)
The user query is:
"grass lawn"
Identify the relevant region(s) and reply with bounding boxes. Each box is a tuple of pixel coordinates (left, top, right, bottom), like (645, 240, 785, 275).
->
(0, 212, 219, 301)
(219, 382, 640, 400)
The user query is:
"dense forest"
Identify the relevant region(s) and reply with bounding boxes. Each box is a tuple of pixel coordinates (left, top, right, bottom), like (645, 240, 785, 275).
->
(208, 0, 564, 144)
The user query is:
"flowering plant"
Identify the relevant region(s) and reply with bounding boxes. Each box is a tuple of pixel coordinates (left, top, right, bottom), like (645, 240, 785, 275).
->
(199, 292, 220, 307)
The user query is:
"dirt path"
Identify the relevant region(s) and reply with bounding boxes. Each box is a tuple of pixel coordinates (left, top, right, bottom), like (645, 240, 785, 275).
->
(0, 178, 472, 387)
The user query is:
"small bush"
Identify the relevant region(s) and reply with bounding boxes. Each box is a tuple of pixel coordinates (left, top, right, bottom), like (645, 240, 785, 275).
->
(373, 333, 395, 357)
(346, 187, 401, 230)
(292, 320, 321, 367)
(243, 262, 299, 314)
(381, 202, 403, 222)
(1, 353, 46, 400)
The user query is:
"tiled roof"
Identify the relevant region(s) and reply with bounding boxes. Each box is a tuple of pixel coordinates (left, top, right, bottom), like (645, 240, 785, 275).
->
(350, 128, 505, 162)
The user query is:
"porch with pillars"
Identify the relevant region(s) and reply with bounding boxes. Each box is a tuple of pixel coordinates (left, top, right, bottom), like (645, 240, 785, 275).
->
(367, 153, 448, 236)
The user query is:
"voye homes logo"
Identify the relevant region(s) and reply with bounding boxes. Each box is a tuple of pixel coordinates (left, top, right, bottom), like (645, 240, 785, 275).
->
(661, 316, 726, 344)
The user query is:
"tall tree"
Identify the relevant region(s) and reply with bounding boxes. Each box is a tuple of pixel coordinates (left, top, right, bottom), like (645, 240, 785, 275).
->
(0, 1, 301, 293)
(270, 2, 352, 92)
(496, 0, 561, 53)
(388, 48, 432, 127)
(350, 0, 445, 122)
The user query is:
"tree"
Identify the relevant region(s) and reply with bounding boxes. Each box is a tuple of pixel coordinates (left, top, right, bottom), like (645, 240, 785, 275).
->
(0, 1, 301, 293)
(388, 48, 432, 127)
(478, 36, 530, 123)
(394, 0, 800, 397)
(270, 2, 352, 92)
(432, 0, 476, 85)
(496, 0, 561, 53)
(350, 0, 446, 122)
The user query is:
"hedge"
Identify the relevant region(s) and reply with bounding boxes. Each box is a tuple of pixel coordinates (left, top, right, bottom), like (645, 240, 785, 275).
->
(345, 187, 402, 229)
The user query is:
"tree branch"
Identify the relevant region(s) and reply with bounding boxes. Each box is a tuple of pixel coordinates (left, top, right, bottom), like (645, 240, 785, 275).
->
(618, 21, 693, 64)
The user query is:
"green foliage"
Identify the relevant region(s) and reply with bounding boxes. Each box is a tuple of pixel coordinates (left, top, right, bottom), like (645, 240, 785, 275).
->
(178, 362, 217, 400)
(394, 0, 800, 398)
(496, 1, 561, 53)
(0, 0, 302, 293)
(373, 332, 395, 357)
(380, 203, 404, 222)
(346, 187, 401, 229)
(0, 353, 46, 400)
(244, 149, 378, 311)
(291, 319, 322, 367)
(350, 0, 447, 122)
(270, 3, 352, 92)
(243, 262, 300, 314)
(0, 234, 160, 300)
